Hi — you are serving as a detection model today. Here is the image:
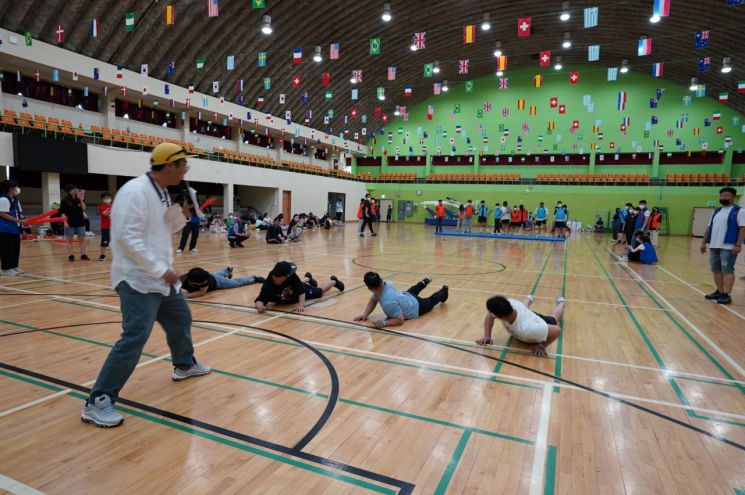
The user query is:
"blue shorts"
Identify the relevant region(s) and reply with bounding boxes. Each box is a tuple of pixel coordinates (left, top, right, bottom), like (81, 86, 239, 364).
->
(709, 248, 737, 273)
(64, 226, 86, 238)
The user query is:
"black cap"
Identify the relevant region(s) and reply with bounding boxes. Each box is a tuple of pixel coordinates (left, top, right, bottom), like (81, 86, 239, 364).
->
(63, 184, 76, 192)
(272, 261, 296, 277)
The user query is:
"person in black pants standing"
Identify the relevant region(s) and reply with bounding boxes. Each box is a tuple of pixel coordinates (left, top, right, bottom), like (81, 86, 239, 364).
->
(0, 180, 27, 276)
(59, 184, 89, 262)
(177, 187, 202, 254)
(359, 193, 377, 237)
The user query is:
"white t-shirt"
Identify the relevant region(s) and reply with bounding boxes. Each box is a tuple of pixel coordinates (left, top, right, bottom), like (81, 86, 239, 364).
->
(500, 206, 511, 220)
(708, 206, 745, 250)
(0, 197, 11, 213)
(501, 299, 549, 344)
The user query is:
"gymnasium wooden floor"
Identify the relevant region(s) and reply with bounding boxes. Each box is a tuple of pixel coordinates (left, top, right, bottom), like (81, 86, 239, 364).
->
(1, 223, 744, 495)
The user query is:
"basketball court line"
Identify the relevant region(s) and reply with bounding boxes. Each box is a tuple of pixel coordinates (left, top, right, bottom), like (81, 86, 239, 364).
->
(529, 384, 553, 495)
(0, 474, 46, 495)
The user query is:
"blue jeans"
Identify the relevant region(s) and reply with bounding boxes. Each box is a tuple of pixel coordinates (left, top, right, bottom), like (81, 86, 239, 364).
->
(709, 248, 737, 273)
(211, 268, 256, 289)
(89, 281, 195, 403)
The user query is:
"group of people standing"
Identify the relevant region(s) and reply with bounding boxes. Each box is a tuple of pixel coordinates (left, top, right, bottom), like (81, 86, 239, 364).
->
(611, 200, 663, 247)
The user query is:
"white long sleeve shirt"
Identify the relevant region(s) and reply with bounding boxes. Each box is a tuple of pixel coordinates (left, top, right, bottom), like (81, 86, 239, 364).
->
(110, 174, 183, 295)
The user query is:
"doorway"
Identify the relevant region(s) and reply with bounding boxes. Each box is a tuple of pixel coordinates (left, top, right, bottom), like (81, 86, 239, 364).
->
(378, 199, 394, 222)
(327, 192, 346, 221)
(282, 190, 292, 221)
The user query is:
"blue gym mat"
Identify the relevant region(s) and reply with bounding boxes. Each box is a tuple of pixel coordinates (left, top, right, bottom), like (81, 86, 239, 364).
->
(434, 231, 565, 242)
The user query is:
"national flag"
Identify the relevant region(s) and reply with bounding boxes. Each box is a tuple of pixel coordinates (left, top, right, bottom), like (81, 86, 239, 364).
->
(208, 0, 219, 17)
(584, 6, 599, 27)
(676, 119, 684, 129)
(188, 83, 195, 93)
(252, 0, 265, 8)
(698, 57, 710, 72)
(465, 80, 474, 93)
(165, 5, 175, 25)
(352, 70, 363, 82)
(534, 74, 543, 88)
(293, 48, 302, 63)
(548, 121, 555, 131)
(517, 99, 525, 110)
(325, 90, 333, 101)
(427, 105, 434, 120)
(433, 83, 441, 95)
(166, 60, 176, 76)
(550, 97, 558, 108)
(692, 127, 701, 136)
(140, 64, 148, 76)
(539, 50, 551, 67)
(652, 62, 663, 77)
(497, 55, 508, 71)
(124, 12, 135, 31)
(257, 96, 264, 105)
(116, 66, 123, 78)
(517, 17, 531, 37)
(651, 115, 658, 125)
(622, 117, 630, 127)
(696, 84, 706, 97)
(404, 85, 412, 96)
(653, 0, 670, 17)
(617, 91, 627, 110)
(704, 118, 711, 127)
(739, 81, 745, 93)
(588, 45, 600, 61)
(196, 57, 205, 72)
(164, 84, 170, 95)
(263, 77, 271, 90)
(607, 67, 618, 81)
(351, 89, 358, 100)
(292, 75, 301, 87)
(322, 72, 330, 86)
(530, 106, 537, 116)
(71, 71, 78, 81)
(713, 112, 721, 120)
(638, 37, 652, 56)
(376, 87, 385, 99)
(226, 55, 235, 70)
(51, 69, 59, 82)
(212, 81, 219, 93)
(369, 37, 381, 55)
(484, 101, 492, 112)
(423, 63, 434, 77)
(650, 98, 658, 108)
(559, 104, 566, 114)
(93, 68, 100, 80)
(257, 52, 267, 68)
(279, 93, 285, 104)
(388, 66, 397, 80)
(694, 30, 709, 49)
(142, 86, 148, 96)
(55, 24, 64, 43)
(499, 78, 509, 90)
(413, 32, 426, 49)
(569, 71, 580, 84)
(682, 95, 691, 106)
(329, 43, 340, 59)
(90, 19, 99, 37)
(459, 59, 469, 75)
(572, 120, 580, 129)
(463, 24, 476, 43)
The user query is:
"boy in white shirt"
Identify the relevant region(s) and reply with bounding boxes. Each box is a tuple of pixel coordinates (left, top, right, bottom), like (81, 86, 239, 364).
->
(475, 294, 565, 356)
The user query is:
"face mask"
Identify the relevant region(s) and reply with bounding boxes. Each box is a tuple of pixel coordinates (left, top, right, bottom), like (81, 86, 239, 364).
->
(639, 204, 646, 209)
(557, 204, 562, 207)
(719, 199, 731, 206)
(13, 187, 20, 196)
(103, 199, 112, 204)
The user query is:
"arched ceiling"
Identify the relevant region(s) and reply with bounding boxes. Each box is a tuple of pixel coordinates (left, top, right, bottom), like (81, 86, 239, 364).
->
(1, 0, 744, 137)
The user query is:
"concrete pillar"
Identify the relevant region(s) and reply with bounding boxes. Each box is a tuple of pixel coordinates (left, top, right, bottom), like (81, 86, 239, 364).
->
(102, 93, 116, 129)
(180, 112, 191, 141)
(276, 135, 284, 166)
(651, 148, 661, 178)
(42, 172, 61, 212)
(223, 183, 234, 218)
(106, 175, 117, 194)
(308, 147, 315, 167)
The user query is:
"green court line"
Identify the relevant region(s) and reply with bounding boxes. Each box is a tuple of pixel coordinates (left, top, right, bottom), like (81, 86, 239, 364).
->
(0, 318, 535, 445)
(433, 430, 472, 495)
(0, 368, 396, 495)
(734, 488, 745, 495)
(491, 249, 555, 379)
(544, 445, 558, 495)
(553, 248, 568, 393)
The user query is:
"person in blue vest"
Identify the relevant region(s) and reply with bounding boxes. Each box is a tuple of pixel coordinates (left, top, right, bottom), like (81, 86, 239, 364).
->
(635, 200, 651, 232)
(477, 200, 489, 231)
(534, 202, 548, 234)
(700, 187, 745, 305)
(227, 215, 251, 248)
(621, 233, 658, 264)
(552, 201, 568, 238)
(0, 180, 28, 276)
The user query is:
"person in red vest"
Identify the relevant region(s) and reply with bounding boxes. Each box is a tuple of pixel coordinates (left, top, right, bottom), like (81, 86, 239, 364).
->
(464, 200, 475, 233)
(510, 206, 522, 234)
(435, 199, 446, 233)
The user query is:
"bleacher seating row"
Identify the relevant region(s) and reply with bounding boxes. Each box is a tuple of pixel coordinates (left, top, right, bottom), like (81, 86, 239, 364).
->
(217, 148, 279, 168)
(427, 173, 520, 183)
(536, 174, 650, 184)
(284, 160, 331, 176)
(665, 173, 732, 184)
(376, 173, 418, 182)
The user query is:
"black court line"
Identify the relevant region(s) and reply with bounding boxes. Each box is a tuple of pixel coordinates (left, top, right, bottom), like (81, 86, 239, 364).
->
(352, 256, 507, 276)
(5, 294, 745, 452)
(0, 324, 414, 494)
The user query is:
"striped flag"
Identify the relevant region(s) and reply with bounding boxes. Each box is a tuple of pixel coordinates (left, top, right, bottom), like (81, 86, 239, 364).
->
(388, 66, 397, 80)
(463, 24, 476, 43)
(293, 48, 302, 63)
(534, 75, 543, 88)
(738, 81, 745, 93)
(165, 5, 175, 25)
(652, 62, 664, 77)
(617, 91, 627, 110)
(548, 121, 555, 131)
(196, 57, 205, 72)
(584, 7, 599, 27)
(188, 83, 195, 93)
(517, 99, 525, 110)
(433, 82, 441, 95)
(208, 0, 219, 17)
(116, 66, 123, 78)
(90, 19, 99, 37)
(653, 0, 670, 17)
(607, 67, 618, 81)
(638, 37, 652, 56)
(125, 12, 135, 31)
(226, 55, 235, 70)
(713, 112, 721, 120)
(236, 79, 244, 92)
(258, 52, 267, 67)
(497, 55, 508, 71)
(588, 45, 600, 61)
(329, 43, 340, 59)
(529, 106, 537, 116)
(427, 105, 434, 120)
(404, 85, 412, 96)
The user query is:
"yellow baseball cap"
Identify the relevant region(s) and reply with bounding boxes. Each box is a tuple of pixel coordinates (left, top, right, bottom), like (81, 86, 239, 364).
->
(150, 142, 196, 166)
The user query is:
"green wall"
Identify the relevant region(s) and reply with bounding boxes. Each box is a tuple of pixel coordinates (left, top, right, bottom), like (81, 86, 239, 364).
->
(366, 183, 745, 235)
(361, 65, 743, 174)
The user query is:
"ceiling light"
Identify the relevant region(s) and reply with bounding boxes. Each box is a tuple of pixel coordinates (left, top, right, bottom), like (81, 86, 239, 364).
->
(350, 72, 357, 84)
(560, 1, 570, 21)
(394, 106, 401, 116)
(378, 94, 385, 101)
(689, 77, 698, 91)
(649, 14, 661, 23)
(496, 70, 504, 77)
(410, 43, 417, 51)
(481, 13, 491, 31)
(442, 80, 449, 92)
(433, 60, 440, 74)
(313, 46, 322, 63)
(721, 56, 733, 74)
(562, 32, 572, 49)
(554, 56, 563, 70)
(261, 15, 272, 35)
(493, 41, 502, 58)
(620, 59, 629, 73)
(381, 3, 392, 22)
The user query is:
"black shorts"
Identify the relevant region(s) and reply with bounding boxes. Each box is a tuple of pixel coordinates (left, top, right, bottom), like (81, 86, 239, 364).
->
(536, 220, 546, 226)
(478, 216, 487, 223)
(501, 219, 510, 225)
(535, 313, 558, 326)
(100, 229, 110, 247)
(554, 221, 567, 228)
(510, 222, 520, 227)
(305, 286, 323, 300)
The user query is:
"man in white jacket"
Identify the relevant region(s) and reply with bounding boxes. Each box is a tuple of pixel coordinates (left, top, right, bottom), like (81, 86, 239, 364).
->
(82, 143, 212, 428)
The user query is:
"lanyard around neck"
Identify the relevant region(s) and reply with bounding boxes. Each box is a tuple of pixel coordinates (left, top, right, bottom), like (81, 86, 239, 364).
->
(147, 173, 171, 207)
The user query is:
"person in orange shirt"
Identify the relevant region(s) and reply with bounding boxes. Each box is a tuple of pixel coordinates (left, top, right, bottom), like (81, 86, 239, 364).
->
(464, 200, 475, 233)
(649, 207, 662, 247)
(510, 206, 522, 234)
(435, 199, 446, 233)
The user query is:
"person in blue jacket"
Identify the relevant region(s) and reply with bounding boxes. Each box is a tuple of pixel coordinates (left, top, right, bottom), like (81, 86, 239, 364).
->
(228, 215, 251, 248)
(622, 234, 658, 265)
(0, 180, 28, 276)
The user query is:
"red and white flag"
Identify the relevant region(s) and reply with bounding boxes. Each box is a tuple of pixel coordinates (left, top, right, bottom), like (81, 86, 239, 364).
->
(539, 50, 551, 67)
(517, 17, 531, 37)
(458, 59, 469, 75)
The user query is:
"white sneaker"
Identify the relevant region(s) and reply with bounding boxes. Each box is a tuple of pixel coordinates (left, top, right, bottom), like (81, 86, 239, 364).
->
(189, 248, 199, 254)
(555, 296, 566, 306)
(0, 269, 19, 276)
(172, 360, 212, 381)
(81, 394, 124, 428)
(176, 249, 183, 254)
(10, 267, 25, 275)
(526, 295, 535, 307)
